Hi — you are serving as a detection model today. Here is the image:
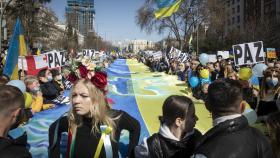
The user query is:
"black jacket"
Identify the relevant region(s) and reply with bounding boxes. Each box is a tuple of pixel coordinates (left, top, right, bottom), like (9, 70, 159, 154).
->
(194, 116, 276, 158)
(0, 133, 32, 158)
(147, 129, 202, 158)
(48, 109, 140, 158)
(40, 81, 60, 101)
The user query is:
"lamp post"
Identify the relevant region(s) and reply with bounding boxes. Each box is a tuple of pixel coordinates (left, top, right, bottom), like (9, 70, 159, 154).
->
(0, 0, 14, 52)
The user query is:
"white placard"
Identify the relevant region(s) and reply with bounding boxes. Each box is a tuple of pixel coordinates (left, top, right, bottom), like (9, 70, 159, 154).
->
(232, 41, 264, 66)
(47, 51, 66, 68)
(217, 51, 230, 59)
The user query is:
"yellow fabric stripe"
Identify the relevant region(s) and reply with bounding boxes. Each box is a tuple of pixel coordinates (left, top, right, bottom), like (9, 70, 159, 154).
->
(11, 64, 19, 80)
(94, 134, 106, 158)
(154, 0, 182, 19)
(127, 59, 212, 134)
(19, 35, 27, 56)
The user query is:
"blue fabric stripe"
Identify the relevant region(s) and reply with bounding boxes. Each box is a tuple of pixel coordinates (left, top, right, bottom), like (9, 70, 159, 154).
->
(156, 0, 177, 8)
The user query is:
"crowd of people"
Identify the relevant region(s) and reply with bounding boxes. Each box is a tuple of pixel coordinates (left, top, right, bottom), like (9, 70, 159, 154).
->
(138, 50, 280, 158)
(0, 50, 279, 158)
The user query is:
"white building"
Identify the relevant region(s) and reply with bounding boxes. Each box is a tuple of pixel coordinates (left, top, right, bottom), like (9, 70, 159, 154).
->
(128, 39, 155, 53)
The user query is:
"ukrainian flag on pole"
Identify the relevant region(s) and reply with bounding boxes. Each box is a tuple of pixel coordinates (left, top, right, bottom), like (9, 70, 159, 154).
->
(154, 0, 182, 19)
(3, 18, 27, 79)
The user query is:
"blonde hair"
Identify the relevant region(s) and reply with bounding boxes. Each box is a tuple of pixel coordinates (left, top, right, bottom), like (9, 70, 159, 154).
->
(24, 75, 39, 88)
(68, 79, 116, 139)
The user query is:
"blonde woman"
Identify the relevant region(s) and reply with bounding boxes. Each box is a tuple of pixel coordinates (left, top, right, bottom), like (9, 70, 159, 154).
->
(49, 72, 140, 158)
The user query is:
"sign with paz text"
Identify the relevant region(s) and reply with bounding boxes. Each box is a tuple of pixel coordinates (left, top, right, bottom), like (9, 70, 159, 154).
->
(233, 41, 264, 66)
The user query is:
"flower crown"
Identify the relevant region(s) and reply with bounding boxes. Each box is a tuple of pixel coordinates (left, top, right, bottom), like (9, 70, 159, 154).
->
(69, 56, 108, 93)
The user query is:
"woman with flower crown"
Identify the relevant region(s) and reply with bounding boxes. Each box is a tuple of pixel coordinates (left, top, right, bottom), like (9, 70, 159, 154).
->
(48, 69, 141, 158)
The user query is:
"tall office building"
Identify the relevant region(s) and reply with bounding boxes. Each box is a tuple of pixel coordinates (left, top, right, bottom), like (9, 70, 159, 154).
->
(66, 0, 95, 35)
(223, 0, 280, 33)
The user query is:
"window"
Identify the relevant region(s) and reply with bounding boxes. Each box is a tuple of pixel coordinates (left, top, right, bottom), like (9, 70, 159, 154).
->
(227, 0, 230, 7)
(232, 17, 235, 24)
(237, 15, 240, 23)
(237, 5, 240, 12)
(232, 0, 235, 5)
(232, 8, 235, 14)
(228, 19, 231, 25)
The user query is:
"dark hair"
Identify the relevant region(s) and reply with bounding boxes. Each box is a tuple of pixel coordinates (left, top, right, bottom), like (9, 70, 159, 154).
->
(0, 75, 9, 85)
(0, 85, 24, 116)
(159, 95, 194, 126)
(50, 69, 60, 77)
(37, 68, 48, 78)
(206, 79, 243, 116)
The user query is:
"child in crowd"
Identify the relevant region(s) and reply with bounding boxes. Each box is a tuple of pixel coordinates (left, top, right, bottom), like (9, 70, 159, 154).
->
(135, 95, 201, 158)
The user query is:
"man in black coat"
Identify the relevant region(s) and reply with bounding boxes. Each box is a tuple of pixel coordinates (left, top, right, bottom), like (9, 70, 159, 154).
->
(192, 79, 276, 158)
(0, 85, 31, 158)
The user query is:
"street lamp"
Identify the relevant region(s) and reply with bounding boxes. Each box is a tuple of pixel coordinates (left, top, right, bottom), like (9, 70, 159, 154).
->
(0, 0, 14, 52)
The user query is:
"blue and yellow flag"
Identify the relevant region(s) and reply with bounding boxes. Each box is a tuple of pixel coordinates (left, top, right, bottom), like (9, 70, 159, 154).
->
(154, 0, 182, 19)
(3, 18, 27, 79)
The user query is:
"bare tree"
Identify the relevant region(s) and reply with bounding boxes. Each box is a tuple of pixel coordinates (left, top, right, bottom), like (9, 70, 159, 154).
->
(135, 0, 206, 51)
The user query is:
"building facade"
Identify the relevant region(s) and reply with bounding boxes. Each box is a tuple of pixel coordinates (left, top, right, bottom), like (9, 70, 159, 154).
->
(128, 40, 155, 53)
(224, 0, 280, 33)
(66, 0, 95, 36)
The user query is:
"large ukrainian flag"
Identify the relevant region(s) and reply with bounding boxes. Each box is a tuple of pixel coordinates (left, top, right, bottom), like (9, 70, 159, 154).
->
(154, 0, 182, 19)
(3, 18, 27, 79)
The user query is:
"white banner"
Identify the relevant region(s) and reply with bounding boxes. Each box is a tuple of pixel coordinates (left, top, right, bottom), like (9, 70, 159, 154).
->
(217, 51, 230, 59)
(233, 41, 264, 66)
(208, 54, 217, 62)
(152, 51, 163, 59)
(169, 47, 181, 58)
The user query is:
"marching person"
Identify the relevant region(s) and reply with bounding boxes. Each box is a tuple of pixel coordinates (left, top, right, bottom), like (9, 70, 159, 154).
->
(135, 95, 201, 158)
(48, 72, 140, 158)
(193, 79, 276, 158)
(37, 68, 60, 101)
(0, 85, 32, 157)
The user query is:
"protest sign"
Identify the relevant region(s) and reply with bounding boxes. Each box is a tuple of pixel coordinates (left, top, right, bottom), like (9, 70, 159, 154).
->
(47, 50, 66, 68)
(233, 41, 264, 66)
(217, 51, 230, 59)
(266, 48, 277, 59)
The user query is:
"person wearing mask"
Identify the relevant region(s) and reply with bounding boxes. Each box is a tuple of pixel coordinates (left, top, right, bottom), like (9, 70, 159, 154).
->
(193, 79, 276, 158)
(24, 76, 54, 113)
(37, 68, 60, 101)
(211, 62, 224, 81)
(258, 67, 280, 116)
(0, 85, 32, 157)
(50, 69, 65, 92)
(135, 95, 201, 158)
(48, 72, 140, 158)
